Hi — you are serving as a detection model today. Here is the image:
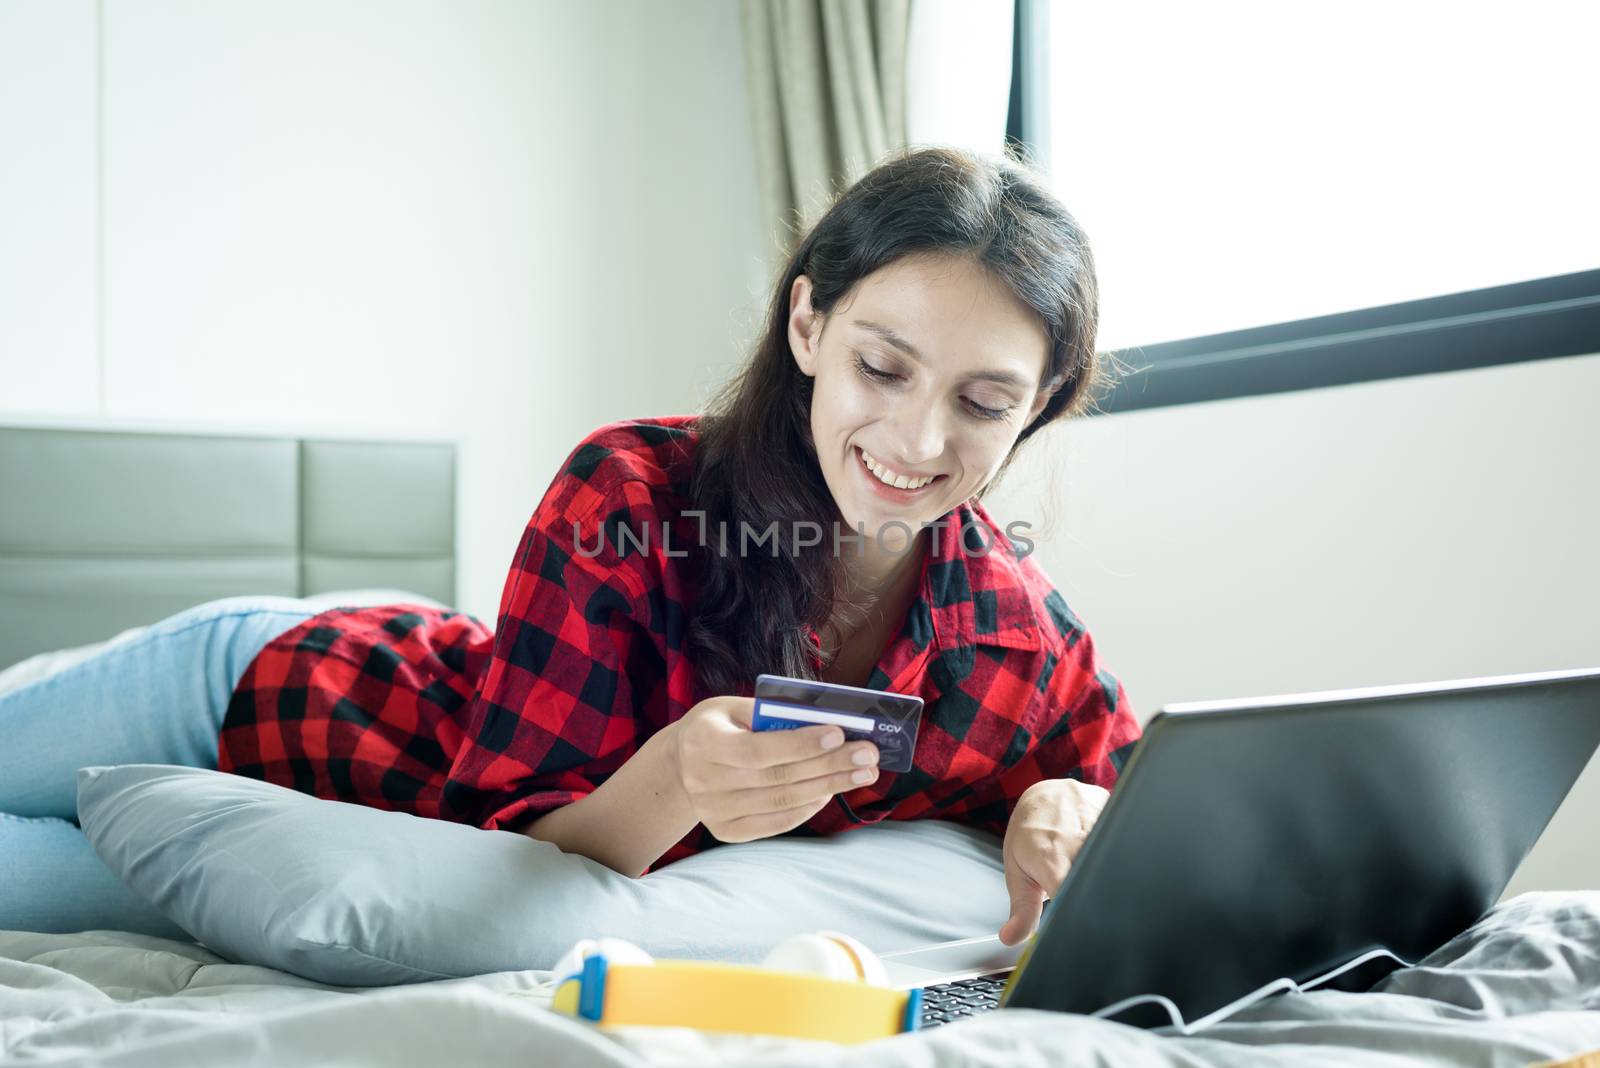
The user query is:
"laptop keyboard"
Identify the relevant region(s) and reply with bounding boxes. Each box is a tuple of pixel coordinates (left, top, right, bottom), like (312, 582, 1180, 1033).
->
(917, 972, 1009, 1028)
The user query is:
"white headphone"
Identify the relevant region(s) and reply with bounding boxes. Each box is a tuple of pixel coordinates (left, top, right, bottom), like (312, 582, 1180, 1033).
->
(760, 930, 889, 985)
(550, 930, 889, 987)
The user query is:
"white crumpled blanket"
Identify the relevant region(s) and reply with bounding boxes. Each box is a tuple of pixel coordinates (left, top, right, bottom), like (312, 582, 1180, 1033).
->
(4, 893, 1600, 1067)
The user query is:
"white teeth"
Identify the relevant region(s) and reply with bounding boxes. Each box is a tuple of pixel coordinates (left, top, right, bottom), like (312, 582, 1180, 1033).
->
(859, 448, 934, 490)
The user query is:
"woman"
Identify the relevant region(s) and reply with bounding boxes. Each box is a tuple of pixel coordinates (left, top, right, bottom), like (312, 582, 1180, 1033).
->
(0, 146, 1141, 950)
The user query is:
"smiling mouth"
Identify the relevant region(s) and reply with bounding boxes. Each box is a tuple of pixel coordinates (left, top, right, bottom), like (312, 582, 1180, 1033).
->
(856, 446, 946, 493)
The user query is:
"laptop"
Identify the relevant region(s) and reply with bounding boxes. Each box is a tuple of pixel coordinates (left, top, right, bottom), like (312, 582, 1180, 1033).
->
(878, 666, 1600, 1031)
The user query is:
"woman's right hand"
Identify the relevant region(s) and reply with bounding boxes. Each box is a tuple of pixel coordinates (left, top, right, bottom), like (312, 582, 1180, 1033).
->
(669, 695, 880, 843)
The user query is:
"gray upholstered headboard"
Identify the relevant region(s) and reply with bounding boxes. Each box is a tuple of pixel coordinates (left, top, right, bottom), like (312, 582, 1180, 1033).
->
(0, 425, 456, 670)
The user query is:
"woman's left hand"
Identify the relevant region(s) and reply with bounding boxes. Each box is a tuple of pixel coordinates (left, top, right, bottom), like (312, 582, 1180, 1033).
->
(998, 778, 1110, 946)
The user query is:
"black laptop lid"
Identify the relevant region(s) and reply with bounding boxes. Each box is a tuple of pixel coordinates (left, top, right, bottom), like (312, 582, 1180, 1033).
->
(1002, 667, 1600, 1024)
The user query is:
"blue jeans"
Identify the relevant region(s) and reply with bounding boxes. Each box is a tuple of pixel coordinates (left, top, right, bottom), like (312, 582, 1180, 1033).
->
(0, 596, 319, 939)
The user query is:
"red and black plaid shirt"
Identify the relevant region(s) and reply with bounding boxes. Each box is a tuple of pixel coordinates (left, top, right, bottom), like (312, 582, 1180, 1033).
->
(220, 415, 1142, 868)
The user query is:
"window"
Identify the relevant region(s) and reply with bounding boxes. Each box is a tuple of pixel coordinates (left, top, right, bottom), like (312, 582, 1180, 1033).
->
(1015, 0, 1600, 411)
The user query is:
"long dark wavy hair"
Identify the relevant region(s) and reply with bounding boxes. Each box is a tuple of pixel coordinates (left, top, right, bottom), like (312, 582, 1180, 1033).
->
(687, 146, 1114, 698)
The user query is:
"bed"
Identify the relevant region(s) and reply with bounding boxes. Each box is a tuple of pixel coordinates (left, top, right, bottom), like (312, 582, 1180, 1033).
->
(3, 894, 1600, 1066)
(3, 424, 1598, 1067)
(0, 424, 456, 669)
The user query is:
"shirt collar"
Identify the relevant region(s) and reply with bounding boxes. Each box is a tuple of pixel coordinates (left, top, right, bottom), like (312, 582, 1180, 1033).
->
(917, 499, 1044, 653)
(801, 500, 1046, 669)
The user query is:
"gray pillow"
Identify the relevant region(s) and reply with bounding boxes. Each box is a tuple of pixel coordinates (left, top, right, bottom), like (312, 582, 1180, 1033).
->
(76, 764, 1008, 987)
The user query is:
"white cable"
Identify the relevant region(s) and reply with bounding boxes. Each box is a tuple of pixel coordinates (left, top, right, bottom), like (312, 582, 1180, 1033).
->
(1088, 947, 1416, 1035)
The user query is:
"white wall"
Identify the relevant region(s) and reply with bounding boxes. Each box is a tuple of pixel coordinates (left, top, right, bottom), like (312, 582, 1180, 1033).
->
(0, 0, 765, 622)
(906, 0, 1012, 155)
(988, 352, 1600, 893)
(0, 0, 99, 412)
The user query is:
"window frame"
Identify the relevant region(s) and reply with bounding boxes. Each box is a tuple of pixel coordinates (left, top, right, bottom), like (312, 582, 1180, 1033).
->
(1091, 270, 1600, 414)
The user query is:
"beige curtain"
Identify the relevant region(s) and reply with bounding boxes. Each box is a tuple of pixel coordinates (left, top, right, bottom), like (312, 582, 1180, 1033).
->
(741, 0, 912, 259)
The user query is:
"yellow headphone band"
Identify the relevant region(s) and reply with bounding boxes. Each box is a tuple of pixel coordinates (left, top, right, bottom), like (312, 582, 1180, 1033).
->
(552, 953, 924, 1044)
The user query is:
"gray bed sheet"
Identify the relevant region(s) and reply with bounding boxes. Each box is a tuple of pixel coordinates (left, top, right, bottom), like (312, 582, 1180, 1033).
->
(1, 891, 1597, 1067)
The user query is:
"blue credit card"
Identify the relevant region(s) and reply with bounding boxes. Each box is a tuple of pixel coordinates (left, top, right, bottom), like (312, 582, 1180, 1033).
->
(751, 673, 924, 773)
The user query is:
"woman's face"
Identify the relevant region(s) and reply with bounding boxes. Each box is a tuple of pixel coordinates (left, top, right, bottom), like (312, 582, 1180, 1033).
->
(787, 253, 1055, 549)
